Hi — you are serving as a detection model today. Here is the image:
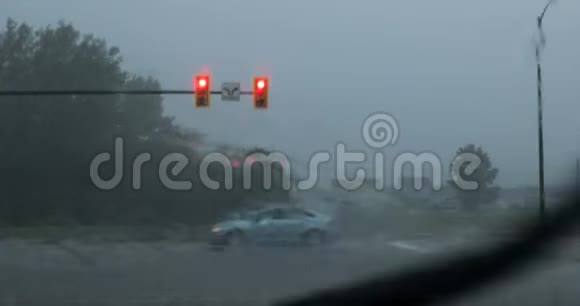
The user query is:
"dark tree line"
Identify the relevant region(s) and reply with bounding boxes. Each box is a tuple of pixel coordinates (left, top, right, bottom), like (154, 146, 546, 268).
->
(0, 19, 289, 226)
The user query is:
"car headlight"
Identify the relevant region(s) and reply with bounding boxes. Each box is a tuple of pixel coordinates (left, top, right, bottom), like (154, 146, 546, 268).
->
(211, 226, 222, 233)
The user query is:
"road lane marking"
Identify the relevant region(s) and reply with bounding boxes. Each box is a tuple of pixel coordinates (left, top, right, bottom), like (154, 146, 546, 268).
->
(389, 241, 435, 254)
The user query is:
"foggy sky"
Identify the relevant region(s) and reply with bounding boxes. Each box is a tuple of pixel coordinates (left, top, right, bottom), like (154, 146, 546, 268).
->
(3, 0, 579, 187)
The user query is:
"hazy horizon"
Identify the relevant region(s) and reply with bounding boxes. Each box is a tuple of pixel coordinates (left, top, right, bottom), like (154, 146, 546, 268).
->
(3, 0, 579, 188)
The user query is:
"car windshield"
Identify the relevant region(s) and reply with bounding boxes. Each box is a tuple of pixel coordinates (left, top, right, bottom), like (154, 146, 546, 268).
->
(1, 1, 580, 305)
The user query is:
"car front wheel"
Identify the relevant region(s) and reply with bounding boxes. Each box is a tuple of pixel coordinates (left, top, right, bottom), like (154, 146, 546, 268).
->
(225, 230, 246, 246)
(302, 230, 325, 246)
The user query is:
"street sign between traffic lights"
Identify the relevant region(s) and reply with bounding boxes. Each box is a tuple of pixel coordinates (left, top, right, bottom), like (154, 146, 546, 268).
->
(221, 82, 241, 101)
(253, 77, 269, 109)
(194, 75, 211, 108)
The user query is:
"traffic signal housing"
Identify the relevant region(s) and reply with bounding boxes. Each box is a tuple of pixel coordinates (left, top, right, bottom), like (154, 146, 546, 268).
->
(194, 75, 211, 108)
(253, 77, 269, 109)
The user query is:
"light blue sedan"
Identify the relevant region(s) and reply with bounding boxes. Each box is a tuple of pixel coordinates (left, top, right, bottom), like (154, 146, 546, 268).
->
(209, 206, 338, 248)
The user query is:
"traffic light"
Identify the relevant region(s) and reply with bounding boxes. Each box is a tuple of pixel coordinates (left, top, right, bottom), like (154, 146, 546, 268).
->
(194, 75, 211, 108)
(253, 77, 269, 109)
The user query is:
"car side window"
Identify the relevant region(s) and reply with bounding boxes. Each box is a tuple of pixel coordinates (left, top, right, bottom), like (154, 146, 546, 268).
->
(284, 208, 312, 220)
(254, 209, 280, 221)
(271, 209, 287, 220)
(255, 210, 271, 222)
(301, 210, 316, 218)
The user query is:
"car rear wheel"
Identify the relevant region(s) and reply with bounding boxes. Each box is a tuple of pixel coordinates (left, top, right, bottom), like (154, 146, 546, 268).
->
(303, 230, 325, 246)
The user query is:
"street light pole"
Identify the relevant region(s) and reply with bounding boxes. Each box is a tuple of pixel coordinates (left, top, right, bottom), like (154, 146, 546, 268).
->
(535, 0, 555, 224)
(536, 22, 546, 224)
(575, 158, 580, 192)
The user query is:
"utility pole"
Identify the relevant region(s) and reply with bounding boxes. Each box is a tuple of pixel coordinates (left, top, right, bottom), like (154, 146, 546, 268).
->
(535, 0, 555, 224)
(576, 158, 580, 192)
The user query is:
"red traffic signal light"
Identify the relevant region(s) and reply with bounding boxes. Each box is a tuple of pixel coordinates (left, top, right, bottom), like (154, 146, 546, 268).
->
(253, 77, 269, 109)
(194, 75, 211, 108)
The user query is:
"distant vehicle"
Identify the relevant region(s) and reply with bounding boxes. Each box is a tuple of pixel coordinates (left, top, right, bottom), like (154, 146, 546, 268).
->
(209, 206, 338, 248)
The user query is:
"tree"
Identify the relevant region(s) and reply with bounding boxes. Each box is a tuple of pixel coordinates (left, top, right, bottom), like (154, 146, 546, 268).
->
(0, 19, 170, 224)
(0, 19, 282, 227)
(448, 144, 500, 210)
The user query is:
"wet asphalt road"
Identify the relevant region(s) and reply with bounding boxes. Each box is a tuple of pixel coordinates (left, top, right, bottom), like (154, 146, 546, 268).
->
(1, 240, 580, 306)
(0, 240, 424, 306)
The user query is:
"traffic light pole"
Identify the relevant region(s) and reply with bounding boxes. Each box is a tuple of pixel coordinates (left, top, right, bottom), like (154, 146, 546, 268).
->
(0, 90, 254, 96)
(0, 78, 269, 108)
